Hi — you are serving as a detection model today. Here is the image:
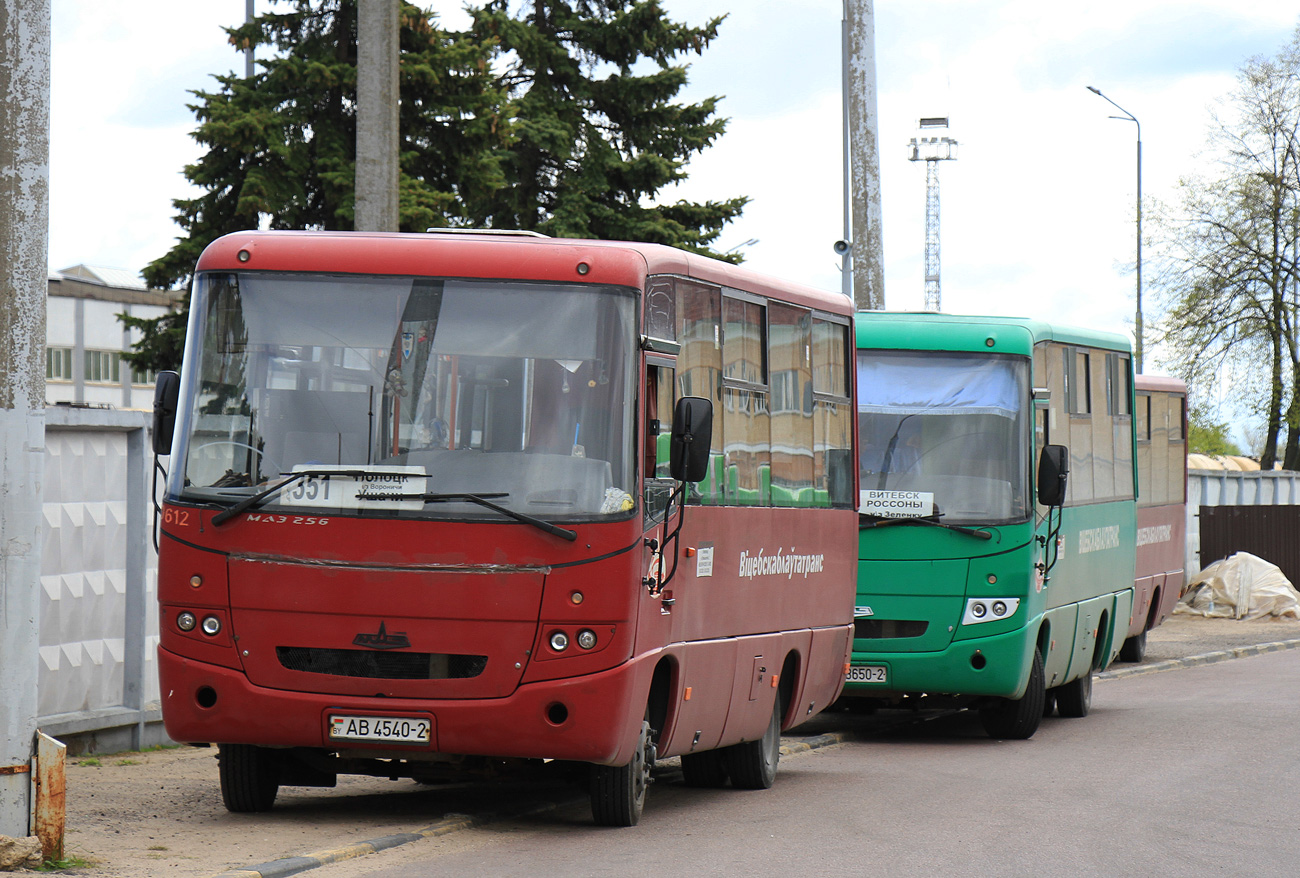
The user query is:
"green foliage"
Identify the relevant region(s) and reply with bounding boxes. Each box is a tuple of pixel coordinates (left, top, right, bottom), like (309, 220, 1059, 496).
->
(1187, 405, 1243, 456)
(469, 0, 746, 255)
(124, 0, 745, 373)
(1150, 23, 1300, 471)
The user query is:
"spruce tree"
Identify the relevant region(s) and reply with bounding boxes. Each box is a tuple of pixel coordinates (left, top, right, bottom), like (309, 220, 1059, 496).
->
(127, 1, 506, 372)
(126, 1, 747, 373)
(471, 0, 747, 255)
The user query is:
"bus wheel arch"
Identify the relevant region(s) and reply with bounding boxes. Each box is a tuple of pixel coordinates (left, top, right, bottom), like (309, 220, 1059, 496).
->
(978, 645, 1044, 740)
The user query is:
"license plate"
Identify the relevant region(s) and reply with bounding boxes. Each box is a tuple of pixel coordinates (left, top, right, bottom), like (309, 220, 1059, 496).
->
(328, 714, 430, 744)
(846, 664, 888, 684)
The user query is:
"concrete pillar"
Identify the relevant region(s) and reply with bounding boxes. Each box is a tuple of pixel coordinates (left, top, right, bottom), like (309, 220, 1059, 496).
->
(0, 0, 50, 838)
(846, 0, 885, 311)
(355, 0, 400, 232)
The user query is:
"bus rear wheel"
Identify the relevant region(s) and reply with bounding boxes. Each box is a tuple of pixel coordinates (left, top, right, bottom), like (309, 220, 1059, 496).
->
(218, 743, 280, 813)
(979, 647, 1044, 740)
(722, 698, 782, 790)
(589, 720, 654, 826)
(1056, 668, 1093, 717)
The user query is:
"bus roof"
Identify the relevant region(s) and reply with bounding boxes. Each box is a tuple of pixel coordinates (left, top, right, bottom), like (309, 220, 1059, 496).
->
(854, 310, 1132, 357)
(196, 230, 852, 317)
(1135, 373, 1187, 394)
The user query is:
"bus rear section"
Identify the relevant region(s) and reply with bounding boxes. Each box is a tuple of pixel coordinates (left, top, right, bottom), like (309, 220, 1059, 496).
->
(845, 313, 1137, 739)
(1123, 375, 1188, 661)
(152, 230, 856, 825)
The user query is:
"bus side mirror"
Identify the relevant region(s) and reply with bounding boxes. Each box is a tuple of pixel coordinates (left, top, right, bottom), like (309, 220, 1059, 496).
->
(669, 396, 713, 483)
(152, 371, 181, 455)
(1037, 444, 1069, 507)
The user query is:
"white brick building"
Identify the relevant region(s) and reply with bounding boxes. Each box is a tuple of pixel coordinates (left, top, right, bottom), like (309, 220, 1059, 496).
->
(46, 265, 181, 410)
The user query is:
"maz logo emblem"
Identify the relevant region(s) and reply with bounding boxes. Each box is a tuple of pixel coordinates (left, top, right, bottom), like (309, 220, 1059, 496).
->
(353, 621, 411, 650)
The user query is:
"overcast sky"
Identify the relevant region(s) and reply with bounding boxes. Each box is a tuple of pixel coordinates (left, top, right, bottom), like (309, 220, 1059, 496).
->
(48, 1, 1299, 425)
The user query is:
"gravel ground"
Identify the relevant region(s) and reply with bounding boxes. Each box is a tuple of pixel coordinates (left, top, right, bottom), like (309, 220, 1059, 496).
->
(48, 612, 1300, 877)
(1121, 612, 1300, 665)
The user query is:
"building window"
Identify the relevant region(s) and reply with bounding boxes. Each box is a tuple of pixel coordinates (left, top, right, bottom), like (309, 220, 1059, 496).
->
(47, 347, 74, 381)
(84, 350, 122, 384)
(131, 364, 158, 386)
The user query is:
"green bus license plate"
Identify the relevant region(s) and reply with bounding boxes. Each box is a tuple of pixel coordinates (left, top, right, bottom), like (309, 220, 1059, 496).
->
(329, 715, 430, 744)
(846, 665, 887, 684)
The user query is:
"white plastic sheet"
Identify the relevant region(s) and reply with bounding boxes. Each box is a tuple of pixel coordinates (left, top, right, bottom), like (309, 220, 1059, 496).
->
(1175, 551, 1300, 620)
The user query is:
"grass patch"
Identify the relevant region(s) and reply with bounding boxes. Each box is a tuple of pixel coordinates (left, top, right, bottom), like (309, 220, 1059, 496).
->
(39, 854, 94, 871)
(74, 757, 101, 768)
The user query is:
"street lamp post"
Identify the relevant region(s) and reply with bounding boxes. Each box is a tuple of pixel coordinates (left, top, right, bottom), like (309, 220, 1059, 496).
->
(1087, 85, 1143, 373)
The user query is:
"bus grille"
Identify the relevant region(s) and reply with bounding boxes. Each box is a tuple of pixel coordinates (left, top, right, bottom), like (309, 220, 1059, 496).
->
(853, 619, 928, 640)
(276, 646, 488, 680)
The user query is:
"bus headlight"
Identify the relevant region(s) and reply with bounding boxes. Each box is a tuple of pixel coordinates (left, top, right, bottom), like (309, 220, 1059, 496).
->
(201, 615, 222, 636)
(177, 612, 197, 632)
(962, 598, 1020, 626)
(549, 631, 569, 652)
(576, 629, 597, 650)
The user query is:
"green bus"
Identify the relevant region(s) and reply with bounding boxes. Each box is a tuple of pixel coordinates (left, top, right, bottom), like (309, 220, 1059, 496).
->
(846, 313, 1136, 739)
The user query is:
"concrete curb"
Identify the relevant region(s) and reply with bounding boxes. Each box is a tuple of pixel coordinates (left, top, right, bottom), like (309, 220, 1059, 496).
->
(1097, 638, 1300, 681)
(208, 638, 1300, 878)
(208, 795, 587, 878)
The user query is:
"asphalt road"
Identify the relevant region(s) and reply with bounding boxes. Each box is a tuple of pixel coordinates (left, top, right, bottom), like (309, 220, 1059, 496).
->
(320, 646, 1300, 878)
(61, 614, 1300, 877)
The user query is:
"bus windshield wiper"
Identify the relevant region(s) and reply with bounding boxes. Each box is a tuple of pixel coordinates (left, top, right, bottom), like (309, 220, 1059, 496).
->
(211, 469, 370, 527)
(371, 491, 578, 542)
(863, 512, 992, 540)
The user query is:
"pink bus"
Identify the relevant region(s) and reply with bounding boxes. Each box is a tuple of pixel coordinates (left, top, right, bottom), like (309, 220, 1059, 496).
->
(1122, 374, 1188, 661)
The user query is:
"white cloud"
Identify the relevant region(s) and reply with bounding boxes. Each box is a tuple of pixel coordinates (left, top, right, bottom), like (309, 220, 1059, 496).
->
(46, 0, 1298, 367)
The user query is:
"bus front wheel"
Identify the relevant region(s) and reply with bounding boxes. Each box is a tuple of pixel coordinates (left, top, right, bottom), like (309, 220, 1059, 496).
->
(1120, 629, 1147, 663)
(978, 648, 1044, 740)
(589, 720, 654, 826)
(218, 743, 280, 812)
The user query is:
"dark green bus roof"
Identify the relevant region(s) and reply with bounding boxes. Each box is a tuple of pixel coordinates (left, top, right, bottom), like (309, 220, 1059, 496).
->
(853, 311, 1132, 357)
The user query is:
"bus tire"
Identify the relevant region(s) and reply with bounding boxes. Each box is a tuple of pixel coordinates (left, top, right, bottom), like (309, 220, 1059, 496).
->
(218, 743, 280, 813)
(722, 698, 781, 790)
(979, 647, 1044, 740)
(1120, 629, 1147, 663)
(1042, 689, 1057, 717)
(589, 720, 654, 826)
(1056, 668, 1093, 717)
(680, 749, 729, 788)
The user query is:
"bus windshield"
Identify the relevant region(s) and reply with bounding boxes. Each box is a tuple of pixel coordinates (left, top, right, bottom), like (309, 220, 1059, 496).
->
(856, 350, 1030, 525)
(170, 271, 638, 521)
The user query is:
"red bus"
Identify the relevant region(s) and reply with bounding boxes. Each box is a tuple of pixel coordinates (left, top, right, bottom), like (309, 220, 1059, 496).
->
(1122, 374, 1188, 661)
(150, 230, 857, 825)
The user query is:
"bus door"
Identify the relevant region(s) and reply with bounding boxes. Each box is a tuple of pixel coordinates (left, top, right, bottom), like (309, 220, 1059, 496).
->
(642, 358, 678, 609)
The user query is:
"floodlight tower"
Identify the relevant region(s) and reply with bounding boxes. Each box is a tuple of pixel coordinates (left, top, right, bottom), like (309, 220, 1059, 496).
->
(908, 118, 958, 312)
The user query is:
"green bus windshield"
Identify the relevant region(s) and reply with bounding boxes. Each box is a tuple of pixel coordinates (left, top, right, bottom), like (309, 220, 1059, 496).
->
(856, 350, 1031, 525)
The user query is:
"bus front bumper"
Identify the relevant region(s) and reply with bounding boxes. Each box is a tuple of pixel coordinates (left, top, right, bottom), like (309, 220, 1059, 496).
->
(158, 646, 649, 766)
(843, 623, 1036, 701)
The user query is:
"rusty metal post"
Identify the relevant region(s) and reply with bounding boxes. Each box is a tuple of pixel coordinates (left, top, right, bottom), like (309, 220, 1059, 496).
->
(32, 733, 65, 861)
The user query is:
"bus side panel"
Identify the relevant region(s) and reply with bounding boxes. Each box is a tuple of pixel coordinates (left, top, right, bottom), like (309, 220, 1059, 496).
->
(1044, 500, 1136, 613)
(788, 623, 851, 727)
(1135, 501, 1186, 634)
(659, 506, 858, 647)
(1041, 604, 1077, 688)
(656, 638, 739, 757)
